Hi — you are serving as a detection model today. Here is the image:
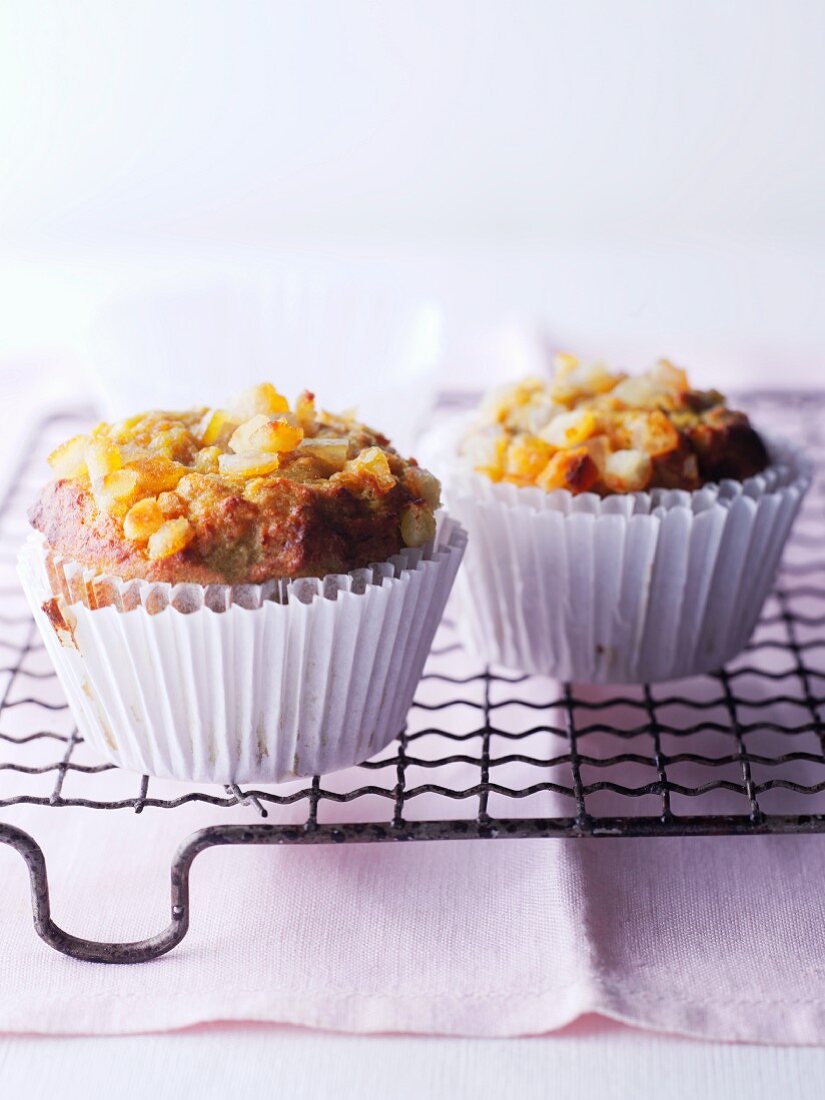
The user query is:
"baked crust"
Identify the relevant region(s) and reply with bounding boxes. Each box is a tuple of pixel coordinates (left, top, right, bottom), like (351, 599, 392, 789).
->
(31, 385, 441, 584)
(463, 357, 769, 495)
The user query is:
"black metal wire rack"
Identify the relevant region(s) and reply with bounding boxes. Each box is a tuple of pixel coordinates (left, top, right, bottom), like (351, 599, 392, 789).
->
(1, 391, 824, 963)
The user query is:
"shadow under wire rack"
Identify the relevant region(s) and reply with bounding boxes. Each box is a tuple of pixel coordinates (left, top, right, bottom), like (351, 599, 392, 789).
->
(0, 391, 824, 963)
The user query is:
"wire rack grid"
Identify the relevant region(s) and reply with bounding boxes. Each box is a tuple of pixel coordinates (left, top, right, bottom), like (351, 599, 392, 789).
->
(0, 392, 824, 962)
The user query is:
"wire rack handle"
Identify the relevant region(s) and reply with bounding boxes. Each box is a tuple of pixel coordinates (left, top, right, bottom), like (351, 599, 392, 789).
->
(2, 819, 467, 962)
(0, 822, 344, 963)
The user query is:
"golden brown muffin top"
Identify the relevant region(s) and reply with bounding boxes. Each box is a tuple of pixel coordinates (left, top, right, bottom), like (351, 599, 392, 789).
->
(34, 383, 440, 583)
(462, 356, 768, 495)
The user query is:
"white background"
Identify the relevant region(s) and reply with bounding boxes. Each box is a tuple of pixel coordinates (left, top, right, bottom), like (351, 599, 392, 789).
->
(2, 0, 824, 249)
(1, 2, 825, 1096)
(0, 0, 823, 398)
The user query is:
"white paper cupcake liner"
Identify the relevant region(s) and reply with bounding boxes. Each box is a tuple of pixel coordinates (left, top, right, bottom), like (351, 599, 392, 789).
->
(18, 517, 466, 783)
(437, 434, 811, 683)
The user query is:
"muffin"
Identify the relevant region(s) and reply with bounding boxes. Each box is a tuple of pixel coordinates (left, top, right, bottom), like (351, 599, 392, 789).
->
(435, 356, 810, 683)
(19, 383, 466, 782)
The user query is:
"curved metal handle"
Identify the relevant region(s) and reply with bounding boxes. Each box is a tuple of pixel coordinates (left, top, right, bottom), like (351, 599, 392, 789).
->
(0, 822, 190, 962)
(0, 818, 427, 962)
(0, 821, 313, 962)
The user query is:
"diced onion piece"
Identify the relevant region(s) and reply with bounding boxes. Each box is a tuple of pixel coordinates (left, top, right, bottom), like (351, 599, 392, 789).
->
(404, 466, 442, 508)
(541, 409, 599, 449)
(343, 446, 396, 493)
(127, 457, 187, 495)
(650, 359, 688, 393)
(250, 417, 304, 453)
(123, 498, 165, 541)
(94, 468, 140, 516)
(550, 361, 620, 404)
(48, 434, 88, 479)
(577, 362, 621, 395)
(228, 414, 270, 453)
(295, 389, 316, 425)
(506, 395, 563, 434)
(611, 375, 660, 409)
(147, 517, 194, 560)
(400, 504, 436, 548)
(503, 437, 554, 485)
(227, 383, 289, 421)
(85, 439, 122, 482)
(482, 379, 544, 424)
(604, 449, 652, 493)
(218, 451, 281, 478)
(631, 409, 680, 457)
(148, 424, 191, 461)
(199, 408, 236, 446)
(583, 434, 611, 474)
(465, 433, 507, 482)
(537, 448, 599, 494)
(110, 413, 145, 438)
(231, 415, 304, 455)
(298, 437, 349, 470)
(554, 352, 579, 377)
(195, 445, 221, 473)
(104, 467, 140, 499)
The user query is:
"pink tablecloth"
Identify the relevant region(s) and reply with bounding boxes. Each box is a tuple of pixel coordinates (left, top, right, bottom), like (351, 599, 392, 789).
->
(3, 801, 825, 1043)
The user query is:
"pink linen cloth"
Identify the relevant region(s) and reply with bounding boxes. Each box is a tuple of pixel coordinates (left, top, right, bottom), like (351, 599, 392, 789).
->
(2, 800, 825, 1043)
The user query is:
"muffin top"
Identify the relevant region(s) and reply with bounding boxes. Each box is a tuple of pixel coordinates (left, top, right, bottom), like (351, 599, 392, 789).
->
(31, 383, 441, 584)
(461, 356, 768, 495)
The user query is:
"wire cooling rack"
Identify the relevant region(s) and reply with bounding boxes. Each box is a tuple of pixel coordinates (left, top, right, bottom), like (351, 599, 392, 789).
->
(0, 391, 824, 962)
